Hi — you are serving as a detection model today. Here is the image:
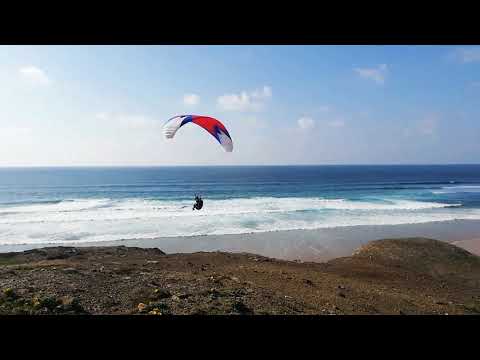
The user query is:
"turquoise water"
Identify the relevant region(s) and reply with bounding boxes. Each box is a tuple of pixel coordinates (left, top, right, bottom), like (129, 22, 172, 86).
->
(1, 165, 480, 246)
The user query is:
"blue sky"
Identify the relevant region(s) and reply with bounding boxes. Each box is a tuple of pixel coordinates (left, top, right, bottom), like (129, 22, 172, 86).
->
(0, 45, 479, 166)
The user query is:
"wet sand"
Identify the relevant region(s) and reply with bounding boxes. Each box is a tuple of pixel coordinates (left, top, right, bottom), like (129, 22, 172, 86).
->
(2, 219, 480, 262)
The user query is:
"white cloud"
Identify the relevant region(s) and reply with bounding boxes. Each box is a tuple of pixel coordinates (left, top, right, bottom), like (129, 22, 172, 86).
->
(0, 127, 33, 146)
(403, 128, 412, 137)
(183, 93, 200, 106)
(354, 64, 388, 84)
(251, 86, 272, 98)
(95, 112, 159, 130)
(454, 48, 480, 63)
(297, 117, 315, 130)
(117, 114, 156, 129)
(19, 66, 50, 85)
(404, 114, 439, 137)
(418, 116, 437, 135)
(327, 119, 345, 128)
(217, 86, 272, 112)
(0, 126, 32, 137)
(242, 116, 267, 129)
(95, 112, 109, 120)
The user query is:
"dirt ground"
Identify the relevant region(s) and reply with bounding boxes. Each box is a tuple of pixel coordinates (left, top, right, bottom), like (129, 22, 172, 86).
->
(1, 238, 479, 315)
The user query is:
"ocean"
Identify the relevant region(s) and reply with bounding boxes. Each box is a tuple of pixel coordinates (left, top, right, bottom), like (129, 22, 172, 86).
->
(1, 165, 480, 249)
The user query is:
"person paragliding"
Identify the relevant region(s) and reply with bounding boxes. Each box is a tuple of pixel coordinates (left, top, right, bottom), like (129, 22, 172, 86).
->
(163, 115, 231, 212)
(192, 194, 203, 211)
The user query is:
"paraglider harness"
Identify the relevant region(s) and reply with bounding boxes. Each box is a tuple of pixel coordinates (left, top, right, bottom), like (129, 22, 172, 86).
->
(193, 195, 203, 210)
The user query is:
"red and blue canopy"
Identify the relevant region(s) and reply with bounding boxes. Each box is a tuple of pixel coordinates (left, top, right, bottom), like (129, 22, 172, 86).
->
(163, 115, 233, 152)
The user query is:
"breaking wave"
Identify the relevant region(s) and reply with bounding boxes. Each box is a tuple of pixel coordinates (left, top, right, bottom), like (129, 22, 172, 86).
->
(0, 196, 476, 245)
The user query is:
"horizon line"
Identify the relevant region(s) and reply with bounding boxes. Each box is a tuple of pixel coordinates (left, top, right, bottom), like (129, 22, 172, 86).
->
(1, 163, 480, 168)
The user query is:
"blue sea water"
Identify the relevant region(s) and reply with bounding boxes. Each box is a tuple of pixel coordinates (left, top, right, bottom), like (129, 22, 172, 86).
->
(1, 165, 480, 246)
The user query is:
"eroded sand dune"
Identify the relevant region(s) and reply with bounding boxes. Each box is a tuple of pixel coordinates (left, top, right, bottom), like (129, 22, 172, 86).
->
(1, 238, 479, 315)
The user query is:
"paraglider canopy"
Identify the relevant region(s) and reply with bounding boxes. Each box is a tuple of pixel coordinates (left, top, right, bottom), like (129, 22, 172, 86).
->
(163, 115, 233, 152)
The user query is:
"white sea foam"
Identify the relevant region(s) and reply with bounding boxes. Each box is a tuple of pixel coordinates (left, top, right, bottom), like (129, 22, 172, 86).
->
(0, 199, 111, 214)
(0, 196, 476, 246)
(432, 185, 480, 194)
(0, 197, 461, 225)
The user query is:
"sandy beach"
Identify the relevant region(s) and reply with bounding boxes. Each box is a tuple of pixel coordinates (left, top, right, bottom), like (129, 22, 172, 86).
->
(452, 238, 480, 256)
(3, 219, 480, 263)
